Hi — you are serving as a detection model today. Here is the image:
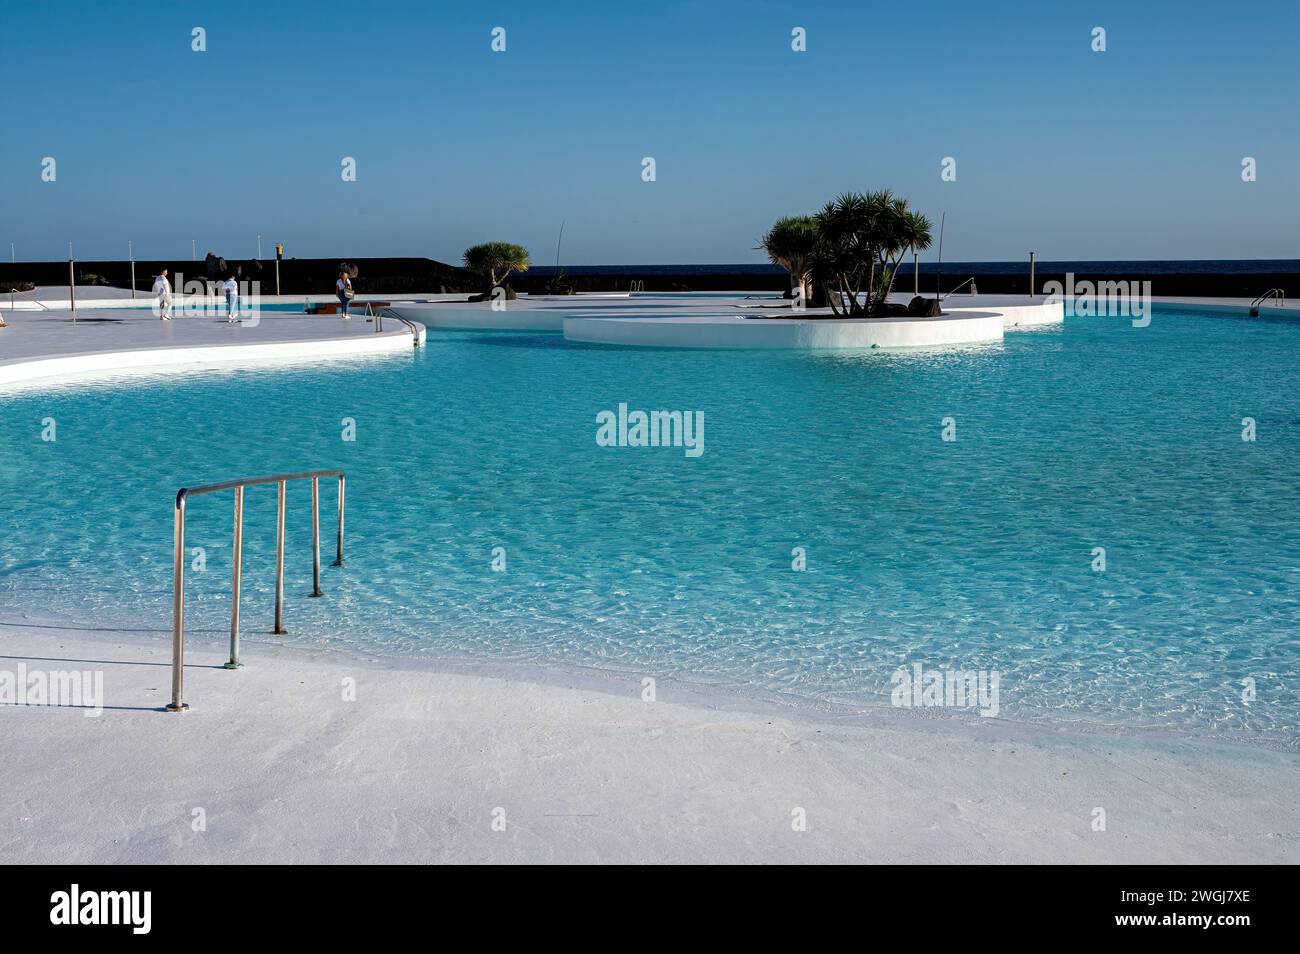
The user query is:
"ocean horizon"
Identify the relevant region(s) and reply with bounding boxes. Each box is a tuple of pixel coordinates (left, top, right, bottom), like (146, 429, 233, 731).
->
(526, 259, 1300, 276)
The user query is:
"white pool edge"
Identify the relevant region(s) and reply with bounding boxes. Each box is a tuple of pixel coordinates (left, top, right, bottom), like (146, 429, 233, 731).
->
(0, 328, 415, 389)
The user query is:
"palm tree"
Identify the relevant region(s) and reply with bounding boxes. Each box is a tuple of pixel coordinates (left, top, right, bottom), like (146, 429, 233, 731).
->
(869, 203, 933, 314)
(811, 191, 932, 316)
(758, 215, 818, 303)
(462, 242, 531, 291)
(812, 192, 873, 315)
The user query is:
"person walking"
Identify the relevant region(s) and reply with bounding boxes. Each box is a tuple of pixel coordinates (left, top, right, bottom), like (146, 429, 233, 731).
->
(153, 268, 173, 320)
(336, 270, 354, 319)
(222, 274, 239, 323)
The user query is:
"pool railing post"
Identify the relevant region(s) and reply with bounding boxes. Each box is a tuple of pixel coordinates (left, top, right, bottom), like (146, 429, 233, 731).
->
(273, 479, 286, 634)
(163, 469, 344, 710)
(225, 486, 244, 668)
(335, 474, 345, 566)
(167, 491, 189, 711)
(310, 477, 322, 597)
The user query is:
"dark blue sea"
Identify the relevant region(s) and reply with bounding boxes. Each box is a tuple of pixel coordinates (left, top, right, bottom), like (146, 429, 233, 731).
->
(527, 260, 1298, 277)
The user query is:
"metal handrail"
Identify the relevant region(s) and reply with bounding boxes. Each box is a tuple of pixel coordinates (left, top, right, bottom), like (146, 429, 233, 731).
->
(7, 287, 52, 311)
(941, 277, 978, 300)
(169, 468, 345, 712)
(372, 305, 422, 345)
(1249, 288, 1285, 316)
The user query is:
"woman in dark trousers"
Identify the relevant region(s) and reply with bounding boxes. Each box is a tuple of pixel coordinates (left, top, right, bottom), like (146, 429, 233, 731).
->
(336, 271, 354, 318)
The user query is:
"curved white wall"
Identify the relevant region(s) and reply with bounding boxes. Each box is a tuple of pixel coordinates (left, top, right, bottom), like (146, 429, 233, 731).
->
(563, 312, 1006, 349)
(945, 300, 1064, 327)
(388, 304, 566, 332)
(389, 296, 1064, 349)
(0, 331, 413, 388)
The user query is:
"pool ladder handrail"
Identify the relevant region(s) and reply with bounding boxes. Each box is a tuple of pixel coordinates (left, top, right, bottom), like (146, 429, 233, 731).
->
(7, 287, 52, 311)
(941, 276, 978, 300)
(168, 469, 345, 712)
(366, 303, 423, 345)
(1249, 289, 1285, 316)
(629, 279, 645, 296)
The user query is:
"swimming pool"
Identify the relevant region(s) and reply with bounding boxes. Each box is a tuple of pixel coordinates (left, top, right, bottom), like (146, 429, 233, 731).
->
(3, 305, 1297, 746)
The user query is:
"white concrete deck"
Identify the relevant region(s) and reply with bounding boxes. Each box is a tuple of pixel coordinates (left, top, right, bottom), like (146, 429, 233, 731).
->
(936, 295, 1065, 327)
(3, 624, 1294, 864)
(0, 304, 417, 388)
(386, 294, 764, 332)
(0, 286, 466, 312)
(390, 293, 1066, 349)
(1143, 295, 1293, 317)
(4, 288, 1285, 385)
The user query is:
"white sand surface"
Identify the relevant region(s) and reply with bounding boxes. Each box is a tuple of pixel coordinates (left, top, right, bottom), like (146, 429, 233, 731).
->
(1, 624, 1295, 864)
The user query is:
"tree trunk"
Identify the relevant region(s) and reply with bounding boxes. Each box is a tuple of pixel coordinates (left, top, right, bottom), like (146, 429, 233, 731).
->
(827, 277, 845, 315)
(865, 260, 876, 316)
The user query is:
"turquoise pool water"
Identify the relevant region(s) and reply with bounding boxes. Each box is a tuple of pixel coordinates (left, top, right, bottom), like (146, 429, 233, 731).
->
(2, 306, 1297, 745)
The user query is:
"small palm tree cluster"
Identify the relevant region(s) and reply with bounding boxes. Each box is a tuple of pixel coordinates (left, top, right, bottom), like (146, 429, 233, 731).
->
(759, 191, 933, 316)
(462, 242, 531, 290)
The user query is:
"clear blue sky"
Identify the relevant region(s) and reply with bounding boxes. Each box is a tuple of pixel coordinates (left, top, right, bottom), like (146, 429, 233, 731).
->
(2, 0, 1297, 265)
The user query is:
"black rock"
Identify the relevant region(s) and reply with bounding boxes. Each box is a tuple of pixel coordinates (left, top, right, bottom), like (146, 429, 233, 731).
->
(204, 253, 228, 278)
(468, 283, 518, 302)
(908, 296, 943, 317)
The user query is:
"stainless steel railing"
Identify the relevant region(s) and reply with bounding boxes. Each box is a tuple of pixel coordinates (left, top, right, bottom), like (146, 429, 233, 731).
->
(6, 287, 52, 311)
(368, 304, 422, 344)
(168, 469, 345, 712)
(941, 276, 978, 300)
(1249, 288, 1286, 316)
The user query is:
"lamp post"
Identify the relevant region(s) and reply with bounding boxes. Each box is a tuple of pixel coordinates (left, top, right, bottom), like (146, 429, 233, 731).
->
(934, 212, 945, 304)
(68, 240, 76, 318)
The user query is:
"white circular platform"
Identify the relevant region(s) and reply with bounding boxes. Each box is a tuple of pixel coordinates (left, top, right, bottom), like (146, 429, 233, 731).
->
(563, 311, 1007, 349)
(387, 294, 1064, 349)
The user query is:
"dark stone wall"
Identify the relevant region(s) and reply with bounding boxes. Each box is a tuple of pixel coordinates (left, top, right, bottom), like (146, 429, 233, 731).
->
(2, 258, 1295, 299)
(0, 257, 477, 296)
(514, 264, 1300, 297)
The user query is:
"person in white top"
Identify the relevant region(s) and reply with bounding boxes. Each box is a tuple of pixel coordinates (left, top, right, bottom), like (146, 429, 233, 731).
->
(336, 271, 353, 319)
(222, 275, 239, 323)
(152, 269, 173, 320)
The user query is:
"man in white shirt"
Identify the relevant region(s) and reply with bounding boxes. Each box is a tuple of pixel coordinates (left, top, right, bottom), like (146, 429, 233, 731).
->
(222, 275, 239, 323)
(153, 269, 173, 320)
